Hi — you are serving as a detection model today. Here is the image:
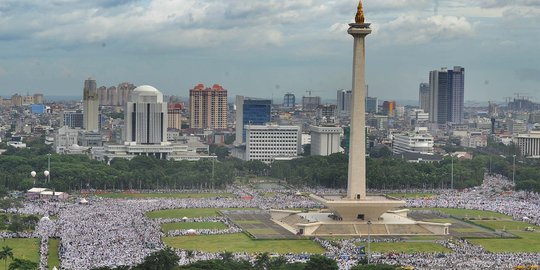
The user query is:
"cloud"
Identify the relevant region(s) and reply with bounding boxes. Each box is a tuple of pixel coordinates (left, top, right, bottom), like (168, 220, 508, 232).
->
(516, 68, 540, 82)
(375, 15, 474, 45)
(478, 0, 540, 8)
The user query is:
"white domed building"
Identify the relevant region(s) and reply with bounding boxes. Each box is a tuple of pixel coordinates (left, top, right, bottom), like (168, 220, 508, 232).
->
(124, 85, 167, 145)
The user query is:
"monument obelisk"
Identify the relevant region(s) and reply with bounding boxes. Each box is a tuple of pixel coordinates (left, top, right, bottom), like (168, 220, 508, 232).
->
(347, 1, 371, 200)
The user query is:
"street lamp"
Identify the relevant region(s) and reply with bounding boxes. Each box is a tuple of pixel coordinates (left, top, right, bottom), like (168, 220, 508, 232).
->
(47, 153, 51, 183)
(31, 170, 49, 186)
(512, 155, 516, 186)
(367, 220, 372, 265)
(451, 154, 454, 190)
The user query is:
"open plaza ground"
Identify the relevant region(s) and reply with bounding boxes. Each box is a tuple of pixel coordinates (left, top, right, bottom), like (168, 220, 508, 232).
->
(146, 208, 257, 219)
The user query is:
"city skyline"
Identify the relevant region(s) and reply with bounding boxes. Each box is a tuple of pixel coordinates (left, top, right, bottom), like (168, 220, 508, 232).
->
(0, 1, 538, 102)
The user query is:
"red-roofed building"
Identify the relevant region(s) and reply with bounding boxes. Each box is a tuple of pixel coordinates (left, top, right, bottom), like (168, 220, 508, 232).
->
(189, 84, 228, 130)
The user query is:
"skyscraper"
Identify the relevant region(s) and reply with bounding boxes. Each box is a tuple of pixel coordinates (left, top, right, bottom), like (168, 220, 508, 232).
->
(283, 93, 295, 108)
(235, 95, 271, 144)
(83, 78, 100, 131)
(189, 84, 228, 130)
(124, 85, 167, 144)
(448, 66, 465, 124)
(419, 83, 430, 113)
(302, 96, 321, 111)
(382, 101, 396, 117)
(429, 67, 465, 124)
(168, 103, 183, 130)
(337, 89, 352, 117)
(365, 96, 378, 114)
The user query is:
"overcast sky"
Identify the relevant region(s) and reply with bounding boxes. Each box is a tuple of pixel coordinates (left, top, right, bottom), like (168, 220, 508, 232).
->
(0, 0, 539, 103)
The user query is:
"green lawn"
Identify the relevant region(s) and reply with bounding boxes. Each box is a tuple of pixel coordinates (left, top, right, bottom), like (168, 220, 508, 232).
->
(0, 238, 40, 270)
(47, 238, 60, 269)
(425, 218, 454, 223)
(160, 222, 227, 232)
(163, 233, 324, 254)
(469, 231, 540, 252)
(472, 220, 540, 231)
(415, 208, 510, 219)
(363, 242, 451, 254)
(99, 193, 234, 199)
(453, 228, 484, 233)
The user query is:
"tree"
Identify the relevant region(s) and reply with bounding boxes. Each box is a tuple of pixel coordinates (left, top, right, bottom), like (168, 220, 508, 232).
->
(8, 258, 37, 270)
(133, 247, 179, 270)
(254, 252, 270, 270)
(304, 255, 338, 270)
(351, 264, 400, 270)
(0, 246, 13, 270)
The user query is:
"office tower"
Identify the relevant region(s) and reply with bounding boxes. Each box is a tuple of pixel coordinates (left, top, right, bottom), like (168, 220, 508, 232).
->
(283, 93, 295, 108)
(310, 126, 342, 156)
(189, 84, 228, 130)
(62, 110, 84, 129)
(382, 101, 396, 117)
(245, 124, 301, 163)
(11, 94, 23, 107)
(124, 85, 167, 144)
(302, 96, 321, 111)
(429, 66, 465, 124)
(366, 97, 378, 113)
(419, 83, 430, 113)
(448, 66, 465, 124)
(83, 78, 100, 131)
(33, 93, 44, 104)
(168, 103, 183, 130)
(337, 89, 352, 117)
(235, 95, 271, 144)
(317, 104, 337, 120)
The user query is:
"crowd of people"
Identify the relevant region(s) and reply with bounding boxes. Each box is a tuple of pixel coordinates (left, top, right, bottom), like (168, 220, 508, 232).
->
(1, 173, 539, 269)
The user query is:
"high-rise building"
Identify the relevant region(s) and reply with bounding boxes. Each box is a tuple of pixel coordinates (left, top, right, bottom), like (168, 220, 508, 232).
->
(337, 90, 352, 117)
(283, 93, 295, 108)
(83, 78, 100, 131)
(382, 101, 396, 117)
(366, 97, 378, 114)
(448, 66, 465, 124)
(235, 95, 271, 144)
(419, 83, 430, 113)
(62, 110, 84, 129)
(124, 85, 167, 144)
(310, 125, 342, 156)
(168, 103, 183, 130)
(317, 104, 337, 121)
(245, 124, 301, 163)
(189, 83, 228, 130)
(117, 82, 136, 107)
(429, 67, 465, 124)
(302, 96, 321, 111)
(11, 94, 23, 107)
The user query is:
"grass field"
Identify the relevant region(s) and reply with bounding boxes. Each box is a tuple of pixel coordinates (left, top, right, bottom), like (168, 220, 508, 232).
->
(47, 238, 60, 269)
(366, 242, 451, 254)
(160, 222, 227, 232)
(146, 208, 257, 219)
(416, 208, 510, 219)
(0, 238, 40, 270)
(163, 233, 325, 254)
(469, 231, 540, 252)
(99, 193, 234, 199)
(425, 218, 454, 223)
(472, 220, 540, 231)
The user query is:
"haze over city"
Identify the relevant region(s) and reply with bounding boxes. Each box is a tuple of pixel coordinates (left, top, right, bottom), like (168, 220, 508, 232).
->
(1, 0, 539, 101)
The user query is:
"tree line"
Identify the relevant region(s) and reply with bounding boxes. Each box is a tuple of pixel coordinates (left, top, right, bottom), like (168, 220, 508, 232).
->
(2, 141, 540, 193)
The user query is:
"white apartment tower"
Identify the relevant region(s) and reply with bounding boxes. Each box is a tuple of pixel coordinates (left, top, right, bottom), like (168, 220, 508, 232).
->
(124, 85, 168, 144)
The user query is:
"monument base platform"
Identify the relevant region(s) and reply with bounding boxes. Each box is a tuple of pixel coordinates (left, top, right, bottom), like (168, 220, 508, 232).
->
(270, 209, 450, 236)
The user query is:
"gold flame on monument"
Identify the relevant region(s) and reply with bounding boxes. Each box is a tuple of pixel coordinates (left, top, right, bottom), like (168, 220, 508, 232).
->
(355, 0, 365, 24)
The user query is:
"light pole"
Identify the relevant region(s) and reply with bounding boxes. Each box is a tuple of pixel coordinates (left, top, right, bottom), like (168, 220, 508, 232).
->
(47, 153, 51, 183)
(31, 171, 36, 186)
(512, 155, 516, 186)
(451, 154, 454, 190)
(367, 220, 372, 265)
